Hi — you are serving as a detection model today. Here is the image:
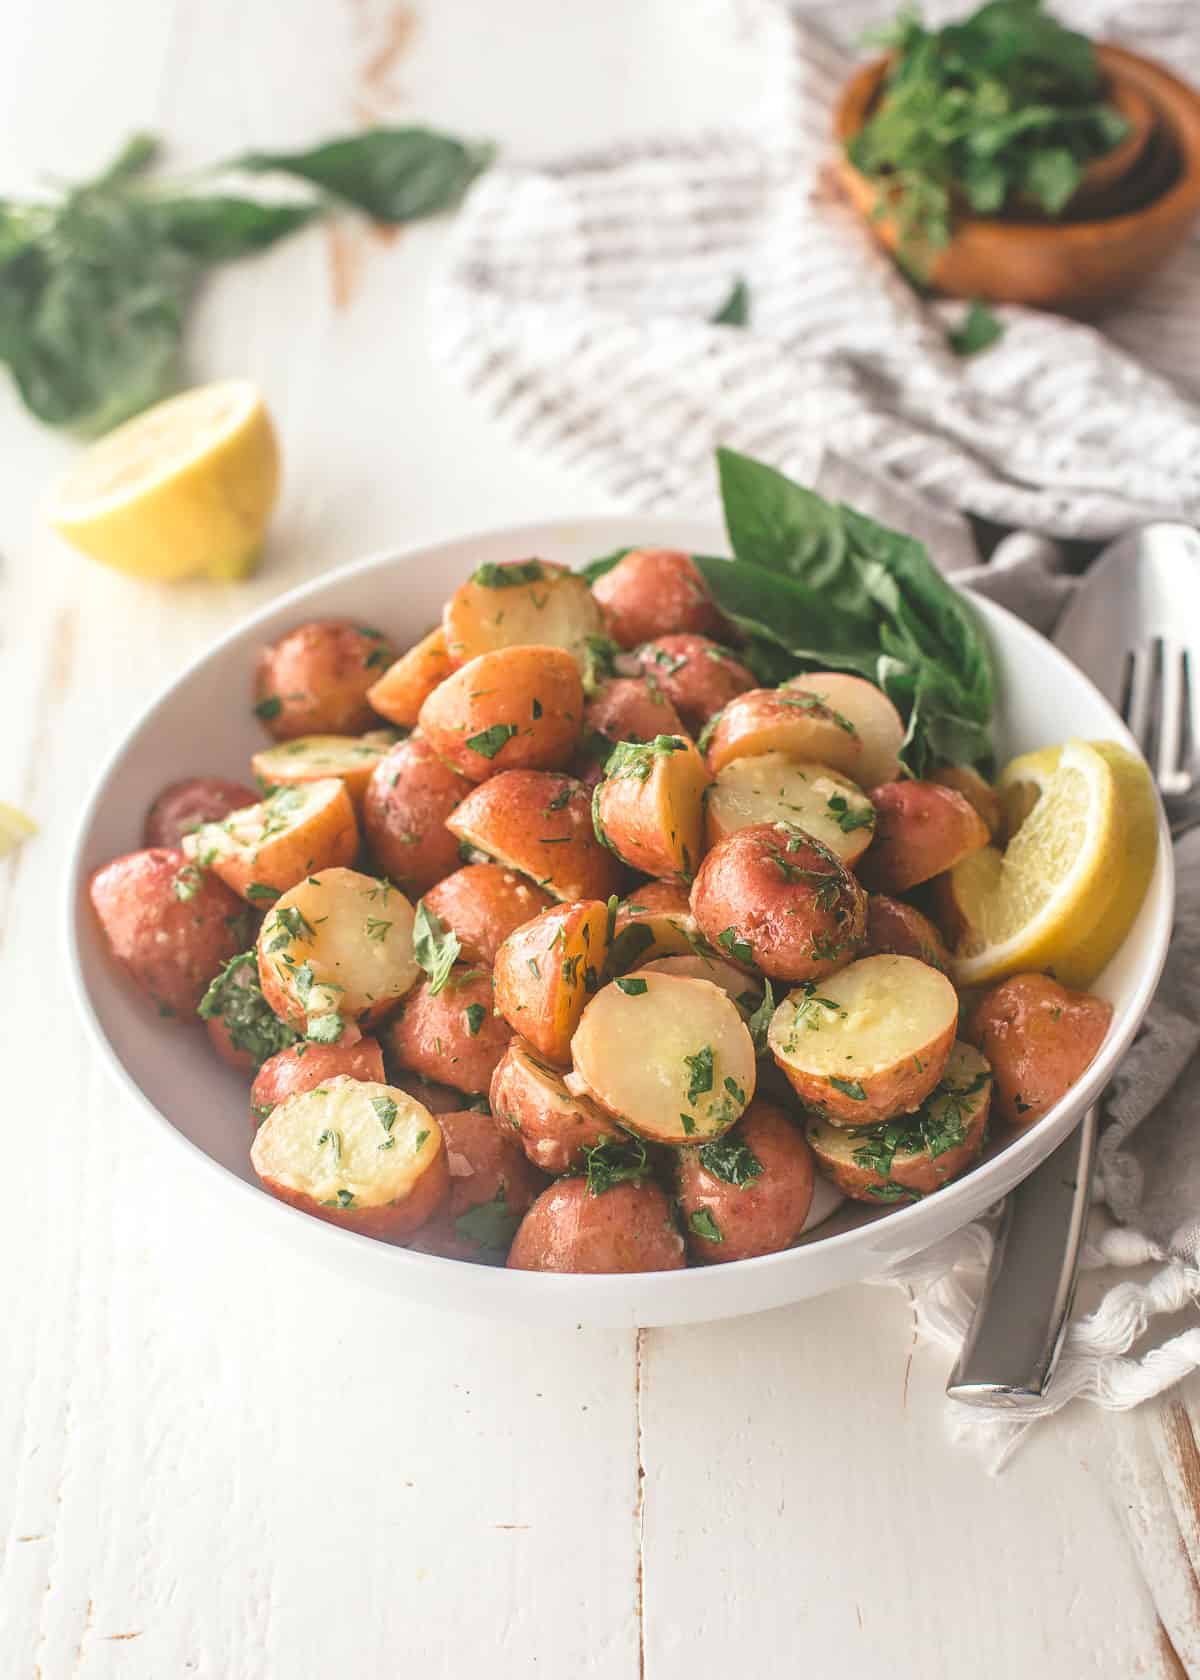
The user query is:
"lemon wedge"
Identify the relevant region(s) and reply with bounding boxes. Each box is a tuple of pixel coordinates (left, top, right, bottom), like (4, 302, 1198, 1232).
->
(48, 380, 279, 583)
(949, 739, 1138, 988)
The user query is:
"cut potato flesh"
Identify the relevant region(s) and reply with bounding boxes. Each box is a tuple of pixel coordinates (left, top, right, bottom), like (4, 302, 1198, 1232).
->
(447, 771, 621, 902)
(638, 955, 760, 1007)
(443, 560, 604, 667)
(768, 953, 957, 1125)
(571, 973, 756, 1144)
(703, 689, 866, 780)
(492, 899, 611, 1066)
(366, 626, 455, 726)
(258, 866, 419, 1035)
(807, 1042, 991, 1202)
(705, 754, 875, 863)
(251, 1075, 448, 1237)
(607, 898, 704, 971)
(490, 1039, 622, 1173)
(251, 730, 395, 806)
(782, 673, 904, 788)
(185, 777, 358, 901)
(593, 735, 710, 881)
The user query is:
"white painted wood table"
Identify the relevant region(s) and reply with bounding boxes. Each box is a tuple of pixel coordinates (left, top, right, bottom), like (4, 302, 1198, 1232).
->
(3, 2, 1199, 1675)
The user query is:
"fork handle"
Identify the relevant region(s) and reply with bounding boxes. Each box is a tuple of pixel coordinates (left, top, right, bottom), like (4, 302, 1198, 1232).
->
(946, 1106, 1097, 1408)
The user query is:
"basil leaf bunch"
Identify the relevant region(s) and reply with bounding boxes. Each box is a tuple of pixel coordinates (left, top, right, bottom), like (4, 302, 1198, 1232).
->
(847, 0, 1130, 267)
(0, 126, 492, 435)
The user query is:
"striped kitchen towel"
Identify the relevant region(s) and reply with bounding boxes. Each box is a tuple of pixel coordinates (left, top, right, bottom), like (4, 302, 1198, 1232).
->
(434, 0, 1200, 548)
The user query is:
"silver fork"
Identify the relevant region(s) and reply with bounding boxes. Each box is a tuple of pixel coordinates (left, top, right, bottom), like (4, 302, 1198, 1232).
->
(948, 522, 1193, 1409)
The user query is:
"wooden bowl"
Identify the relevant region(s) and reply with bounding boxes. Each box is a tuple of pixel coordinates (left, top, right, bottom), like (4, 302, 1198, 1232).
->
(832, 43, 1200, 317)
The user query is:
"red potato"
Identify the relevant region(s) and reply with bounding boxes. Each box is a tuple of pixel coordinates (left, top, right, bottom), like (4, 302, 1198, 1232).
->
(866, 894, 951, 972)
(143, 777, 259, 849)
(507, 1177, 686, 1273)
(387, 1073, 467, 1116)
(930, 764, 1003, 840)
(447, 771, 622, 902)
(257, 867, 419, 1038)
(637, 636, 756, 732)
(366, 626, 455, 728)
(89, 848, 247, 1020)
(386, 966, 513, 1095)
(677, 1101, 815, 1263)
(362, 735, 472, 896)
(418, 646, 584, 781)
(690, 823, 867, 983)
(250, 729, 395, 809)
(407, 1107, 548, 1262)
(443, 559, 604, 667)
(584, 677, 685, 749)
(250, 1037, 386, 1124)
(254, 619, 397, 741)
(701, 687, 867, 781)
(421, 864, 554, 965)
(808, 1042, 992, 1202)
(782, 672, 905, 787)
(184, 778, 358, 903)
(591, 549, 722, 649)
(492, 899, 610, 1065)
(198, 950, 299, 1073)
(490, 1039, 624, 1174)
(768, 954, 958, 1125)
(704, 753, 875, 865)
(570, 973, 756, 1145)
(250, 1075, 449, 1239)
(592, 735, 710, 882)
(857, 780, 991, 895)
(608, 883, 702, 971)
(638, 954, 761, 1007)
(966, 972, 1112, 1129)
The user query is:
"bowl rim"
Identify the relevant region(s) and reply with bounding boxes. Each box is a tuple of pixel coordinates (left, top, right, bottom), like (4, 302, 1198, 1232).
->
(64, 513, 1176, 1317)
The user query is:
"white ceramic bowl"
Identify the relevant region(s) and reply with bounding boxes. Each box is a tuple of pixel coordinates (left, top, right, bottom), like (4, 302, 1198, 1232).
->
(66, 517, 1174, 1328)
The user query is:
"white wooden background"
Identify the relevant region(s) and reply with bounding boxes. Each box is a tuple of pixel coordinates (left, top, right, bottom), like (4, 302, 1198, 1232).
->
(2, 2, 1199, 1675)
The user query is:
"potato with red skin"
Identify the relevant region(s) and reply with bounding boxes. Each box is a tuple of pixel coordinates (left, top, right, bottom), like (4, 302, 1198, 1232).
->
(418, 646, 583, 782)
(490, 1039, 624, 1174)
(678, 1102, 815, 1263)
(387, 1073, 466, 1115)
(408, 1107, 548, 1262)
(592, 735, 709, 883)
(930, 764, 1003, 840)
(254, 619, 396, 741)
(144, 777, 259, 848)
(704, 754, 875, 865)
(250, 730, 395, 810)
(207, 1012, 258, 1074)
(443, 560, 603, 667)
(702, 688, 867, 781)
(250, 1075, 448, 1239)
(200, 951, 296, 1074)
(362, 736, 471, 895)
(421, 864, 554, 965)
(89, 848, 247, 1019)
(637, 636, 755, 732)
(858, 780, 990, 895)
(250, 1038, 385, 1124)
(447, 771, 622, 902)
(591, 548, 722, 650)
(493, 899, 610, 1065)
(366, 627, 454, 728)
(185, 779, 359, 903)
(607, 882, 701, 970)
(966, 973, 1112, 1129)
(507, 1177, 686, 1273)
(866, 894, 950, 972)
(386, 966, 512, 1095)
(584, 677, 685, 749)
(782, 672, 905, 788)
(690, 823, 867, 983)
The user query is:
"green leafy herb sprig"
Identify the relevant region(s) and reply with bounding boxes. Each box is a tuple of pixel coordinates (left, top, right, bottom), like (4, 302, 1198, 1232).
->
(847, 0, 1129, 268)
(0, 126, 493, 435)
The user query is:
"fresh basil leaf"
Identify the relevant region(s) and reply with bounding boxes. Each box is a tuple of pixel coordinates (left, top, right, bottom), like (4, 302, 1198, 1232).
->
(581, 546, 631, 584)
(711, 276, 749, 326)
(236, 127, 494, 223)
(156, 195, 320, 261)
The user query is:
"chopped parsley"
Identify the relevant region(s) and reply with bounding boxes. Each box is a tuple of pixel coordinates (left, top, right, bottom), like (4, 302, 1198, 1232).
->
(364, 917, 392, 942)
(306, 1014, 345, 1045)
(583, 1135, 649, 1197)
(454, 1187, 525, 1255)
(684, 1045, 714, 1105)
(688, 1207, 723, 1243)
(825, 793, 875, 834)
(371, 1095, 398, 1132)
(322, 1188, 356, 1209)
(465, 723, 517, 760)
(316, 1128, 342, 1163)
(829, 1076, 868, 1102)
(746, 979, 776, 1055)
(172, 862, 204, 902)
(413, 901, 462, 994)
(716, 927, 753, 964)
(470, 559, 547, 589)
(196, 951, 299, 1068)
(698, 1137, 763, 1186)
(245, 881, 281, 904)
(547, 784, 574, 813)
(778, 691, 856, 735)
(602, 735, 686, 782)
(254, 695, 282, 721)
(615, 976, 648, 996)
(849, 1069, 991, 1181)
(788, 981, 846, 1034)
(464, 1002, 487, 1036)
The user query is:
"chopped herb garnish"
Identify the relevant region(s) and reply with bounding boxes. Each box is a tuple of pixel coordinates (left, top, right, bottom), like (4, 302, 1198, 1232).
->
(825, 792, 875, 834)
(196, 951, 299, 1068)
(254, 695, 282, 721)
(415, 1129, 430, 1151)
(465, 723, 517, 760)
(684, 1045, 714, 1105)
(746, 979, 776, 1055)
(829, 1076, 868, 1102)
(371, 1095, 398, 1132)
(364, 917, 392, 942)
(716, 926, 753, 964)
(680, 1112, 697, 1136)
(306, 1013, 345, 1044)
(464, 1002, 487, 1035)
(583, 1135, 649, 1196)
(245, 881, 281, 903)
(698, 1137, 763, 1186)
(470, 559, 547, 589)
(688, 1207, 723, 1243)
(615, 976, 648, 996)
(172, 862, 204, 902)
(413, 901, 461, 994)
(316, 1127, 342, 1163)
(603, 734, 687, 782)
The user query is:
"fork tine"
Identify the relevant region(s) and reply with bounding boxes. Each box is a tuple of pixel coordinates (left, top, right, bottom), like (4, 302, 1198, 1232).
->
(1123, 643, 1155, 757)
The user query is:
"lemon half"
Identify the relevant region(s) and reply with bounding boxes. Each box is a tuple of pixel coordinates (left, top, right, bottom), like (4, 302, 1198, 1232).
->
(48, 380, 279, 583)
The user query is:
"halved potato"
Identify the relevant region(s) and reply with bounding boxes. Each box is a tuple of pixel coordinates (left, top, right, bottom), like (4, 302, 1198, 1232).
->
(702, 688, 866, 780)
(185, 778, 358, 903)
(421, 864, 554, 965)
(865, 894, 950, 972)
(782, 672, 904, 787)
(446, 770, 622, 901)
(966, 973, 1111, 1130)
(638, 635, 756, 732)
(250, 1075, 448, 1238)
(807, 1042, 991, 1202)
(250, 1038, 386, 1125)
(490, 1038, 624, 1174)
(366, 626, 455, 727)
(254, 619, 397, 741)
(570, 973, 756, 1145)
(257, 867, 419, 1038)
(705, 753, 875, 863)
(677, 1100, 815, 1262)
(418, 646, 584, 781)
(638, 954, 761, 1007)
(768, 954, 958, 1125)
(251, 729, 396, 808)
(592, 735, 709, 882)
(493, 899, 611, 1065)
(930, 764, 1003, 840)
(608, 883, 704, 972)
(858, 780, 991, 895)
(443, 559, 604, 667)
